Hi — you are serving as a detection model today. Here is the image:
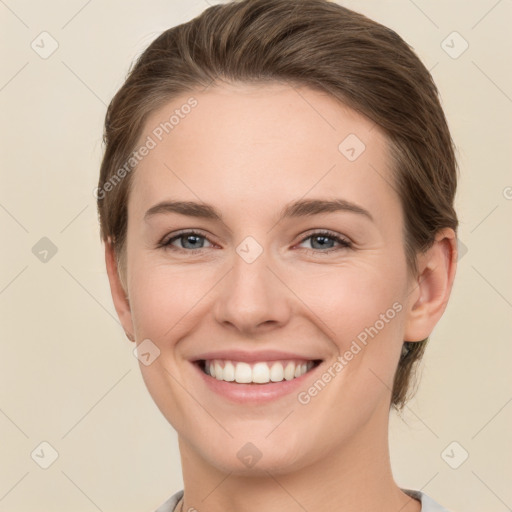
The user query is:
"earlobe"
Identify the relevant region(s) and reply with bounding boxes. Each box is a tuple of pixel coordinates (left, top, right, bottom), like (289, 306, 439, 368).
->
(104, 237, 136, 342)
(404, 228, 458, 342)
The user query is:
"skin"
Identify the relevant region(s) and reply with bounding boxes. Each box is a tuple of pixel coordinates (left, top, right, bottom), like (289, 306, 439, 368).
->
(105, 82, 457, 512)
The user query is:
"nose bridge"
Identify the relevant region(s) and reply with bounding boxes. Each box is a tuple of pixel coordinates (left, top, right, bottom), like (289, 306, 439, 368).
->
(213, 236, 290, 332)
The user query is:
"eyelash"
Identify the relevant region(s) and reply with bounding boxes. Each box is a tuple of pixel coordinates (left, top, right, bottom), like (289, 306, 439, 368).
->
(158, 229, 352, 255)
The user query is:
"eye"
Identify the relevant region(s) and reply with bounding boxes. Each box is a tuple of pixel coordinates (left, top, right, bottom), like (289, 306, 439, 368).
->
(159, 230, 214, 253)
(157, 229, 352, 255)
(296, 230, 352, 254)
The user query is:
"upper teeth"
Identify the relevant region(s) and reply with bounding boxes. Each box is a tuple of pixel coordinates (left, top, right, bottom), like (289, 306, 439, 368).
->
(204, 360, 315, 384)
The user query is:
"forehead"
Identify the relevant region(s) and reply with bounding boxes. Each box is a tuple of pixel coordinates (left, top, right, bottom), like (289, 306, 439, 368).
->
(130, 82, 399, 224)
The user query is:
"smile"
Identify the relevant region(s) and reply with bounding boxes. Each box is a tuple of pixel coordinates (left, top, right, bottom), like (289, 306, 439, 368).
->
(198, 359, 322, 384)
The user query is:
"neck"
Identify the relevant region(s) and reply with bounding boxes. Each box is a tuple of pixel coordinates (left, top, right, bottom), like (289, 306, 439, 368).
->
(177, 404, 420, 512)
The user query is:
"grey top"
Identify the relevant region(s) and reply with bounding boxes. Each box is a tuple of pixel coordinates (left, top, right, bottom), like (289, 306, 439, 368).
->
(154, 488, 452, 511)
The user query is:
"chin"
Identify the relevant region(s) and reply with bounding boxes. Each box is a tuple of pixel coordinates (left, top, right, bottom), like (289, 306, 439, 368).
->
(195, 435, 316, 476)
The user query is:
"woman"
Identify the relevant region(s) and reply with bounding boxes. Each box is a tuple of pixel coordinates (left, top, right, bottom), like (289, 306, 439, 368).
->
(97, 1, 458, 510)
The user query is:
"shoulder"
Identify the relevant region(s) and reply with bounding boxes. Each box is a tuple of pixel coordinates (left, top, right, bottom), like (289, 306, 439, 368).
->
(402, 488, 455, 512)
(154, 489, 184, 512)
(157, 489, 454, 512)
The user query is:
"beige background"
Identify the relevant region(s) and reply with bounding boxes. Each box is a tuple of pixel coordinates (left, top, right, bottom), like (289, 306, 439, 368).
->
(1, 0, 511, 511)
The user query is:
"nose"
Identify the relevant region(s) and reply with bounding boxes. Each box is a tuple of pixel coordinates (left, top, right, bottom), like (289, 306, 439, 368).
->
(212, 245, 292, 335)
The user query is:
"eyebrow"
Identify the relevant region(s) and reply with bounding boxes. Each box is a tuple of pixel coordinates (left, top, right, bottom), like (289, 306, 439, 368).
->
(144, 198, 374, 223)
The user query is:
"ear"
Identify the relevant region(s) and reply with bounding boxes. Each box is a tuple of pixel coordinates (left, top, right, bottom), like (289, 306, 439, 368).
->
(404, 228, 458, 342)
(104, 237, 135, 342)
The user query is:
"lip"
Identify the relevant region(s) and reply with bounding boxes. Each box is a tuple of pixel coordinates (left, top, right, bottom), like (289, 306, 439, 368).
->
(191, 349, 319, 364)
(191, 357, 324, 404)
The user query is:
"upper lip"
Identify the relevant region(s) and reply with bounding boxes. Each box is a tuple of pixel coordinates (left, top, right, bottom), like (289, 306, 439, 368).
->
(191, 350, 323, 363)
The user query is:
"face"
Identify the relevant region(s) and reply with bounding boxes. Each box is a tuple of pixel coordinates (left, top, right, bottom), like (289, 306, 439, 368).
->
(114, 82, 423, 475)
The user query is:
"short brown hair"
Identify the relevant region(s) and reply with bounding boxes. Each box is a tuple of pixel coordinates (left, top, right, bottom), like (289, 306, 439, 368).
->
(97, 0, 458, 410)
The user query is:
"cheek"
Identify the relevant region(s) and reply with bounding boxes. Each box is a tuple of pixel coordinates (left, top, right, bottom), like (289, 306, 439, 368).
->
(294, 262, 406, 342)
(298, 263, 407, 399)
(128, 260, 207, 339)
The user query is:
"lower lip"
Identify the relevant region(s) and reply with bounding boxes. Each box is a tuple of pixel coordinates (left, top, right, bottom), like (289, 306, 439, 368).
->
(192, 361, 323, 404)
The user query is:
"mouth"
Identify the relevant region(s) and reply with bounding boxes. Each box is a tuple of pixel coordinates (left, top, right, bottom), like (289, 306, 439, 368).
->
(194, 358, 323, 384)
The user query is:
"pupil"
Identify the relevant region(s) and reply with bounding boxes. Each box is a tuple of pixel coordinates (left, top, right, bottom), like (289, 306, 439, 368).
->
(313, 235, 332, 249)
(184, 235, 202, 248)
